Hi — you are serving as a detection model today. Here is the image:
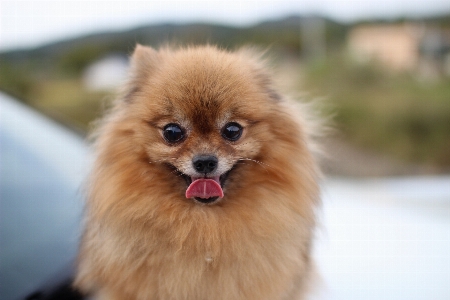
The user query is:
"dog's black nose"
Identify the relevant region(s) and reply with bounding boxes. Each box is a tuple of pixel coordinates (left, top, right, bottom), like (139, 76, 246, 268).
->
(193, 155, 218, 174)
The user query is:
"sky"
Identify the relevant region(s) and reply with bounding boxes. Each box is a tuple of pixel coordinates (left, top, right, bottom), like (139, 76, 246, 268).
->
(1, 0, 450, 51)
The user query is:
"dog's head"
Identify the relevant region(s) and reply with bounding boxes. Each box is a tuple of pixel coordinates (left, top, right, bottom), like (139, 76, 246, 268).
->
(96, 45, 310, 207)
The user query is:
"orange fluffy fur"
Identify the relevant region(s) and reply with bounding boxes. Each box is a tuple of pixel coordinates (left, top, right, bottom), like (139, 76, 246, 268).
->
(74, 45, 321, 299)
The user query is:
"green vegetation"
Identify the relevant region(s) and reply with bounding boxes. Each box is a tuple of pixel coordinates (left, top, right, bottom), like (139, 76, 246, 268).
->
(1, 15, 449, 171)
(304, 53, 450, 170)
(30, 79, 111, 132)
(0, 61, 35, 102)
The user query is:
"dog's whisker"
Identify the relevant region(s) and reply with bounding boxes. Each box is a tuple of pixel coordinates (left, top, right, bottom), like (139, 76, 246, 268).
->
(170, 168, 183, 176)
(234, 140, 269, 148)
(237, 157, 270, 173)
(238, 157, 270, 167)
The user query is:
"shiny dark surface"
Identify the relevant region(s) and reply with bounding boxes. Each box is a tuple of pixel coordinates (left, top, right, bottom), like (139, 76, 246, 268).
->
(163, 123, 184, 143)
(192, 155, 218, 174)
(221, 122, 242, 141)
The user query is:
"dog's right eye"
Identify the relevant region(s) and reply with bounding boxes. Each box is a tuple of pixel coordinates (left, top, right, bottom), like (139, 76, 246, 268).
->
(221, 122, 243, 141)
(163, 124, 185, 143)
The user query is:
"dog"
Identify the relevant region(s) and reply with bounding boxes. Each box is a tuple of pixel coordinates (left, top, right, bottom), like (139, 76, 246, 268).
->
(74, 44, 321, 299)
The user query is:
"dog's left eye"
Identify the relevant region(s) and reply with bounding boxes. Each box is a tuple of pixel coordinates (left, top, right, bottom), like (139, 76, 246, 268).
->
(163, 123, 185, 143)
(221, 122, 243, 141)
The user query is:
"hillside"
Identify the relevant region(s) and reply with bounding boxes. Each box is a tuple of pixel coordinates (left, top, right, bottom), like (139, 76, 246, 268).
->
(0, 16, 346, 64)
(1, 14, 450, 174)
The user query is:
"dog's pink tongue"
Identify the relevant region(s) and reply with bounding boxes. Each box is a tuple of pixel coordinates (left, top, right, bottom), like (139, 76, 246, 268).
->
(186, 178, 224, 199)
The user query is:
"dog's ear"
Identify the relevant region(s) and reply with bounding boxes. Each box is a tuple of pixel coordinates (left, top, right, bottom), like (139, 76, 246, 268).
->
(237, 47, 282, 102)
(130, 44, 159, 80)
(124, 44, 159, 102)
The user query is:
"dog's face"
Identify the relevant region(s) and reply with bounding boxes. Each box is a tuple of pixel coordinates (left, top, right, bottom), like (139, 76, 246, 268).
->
(119, 45, 282, 205)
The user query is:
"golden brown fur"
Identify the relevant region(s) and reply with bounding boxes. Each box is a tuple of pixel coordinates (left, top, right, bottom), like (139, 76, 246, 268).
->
(74, 45, 321, 300)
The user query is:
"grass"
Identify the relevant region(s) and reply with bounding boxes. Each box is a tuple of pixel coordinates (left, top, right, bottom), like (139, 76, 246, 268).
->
(302, 53, 450, 170)
(30, 79, 112, 133)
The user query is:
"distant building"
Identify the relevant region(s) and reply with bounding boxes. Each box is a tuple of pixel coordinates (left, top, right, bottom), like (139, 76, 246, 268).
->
(347, 24, 450, 77)
(82, 54, 129, 91)
(347, 24, 423, 72)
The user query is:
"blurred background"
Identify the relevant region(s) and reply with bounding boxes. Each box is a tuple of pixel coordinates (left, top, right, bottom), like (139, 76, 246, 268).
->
(1, 1, 450, 299)
(1, 0, 450, 176)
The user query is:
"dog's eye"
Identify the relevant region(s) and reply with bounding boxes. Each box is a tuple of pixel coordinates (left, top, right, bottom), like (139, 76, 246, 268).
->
(163, 124, 185, 143)
(221, 122, 243, 141)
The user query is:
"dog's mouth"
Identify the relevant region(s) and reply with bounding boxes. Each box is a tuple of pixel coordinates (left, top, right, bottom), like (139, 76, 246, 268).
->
(168, 166, 233, 204)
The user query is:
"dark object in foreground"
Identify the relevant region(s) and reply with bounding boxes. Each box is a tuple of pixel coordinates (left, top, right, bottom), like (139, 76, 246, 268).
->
(25, 279, 84, 300)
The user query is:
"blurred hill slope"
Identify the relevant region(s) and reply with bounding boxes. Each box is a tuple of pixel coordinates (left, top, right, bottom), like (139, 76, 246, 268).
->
(1, 14, 450, 175)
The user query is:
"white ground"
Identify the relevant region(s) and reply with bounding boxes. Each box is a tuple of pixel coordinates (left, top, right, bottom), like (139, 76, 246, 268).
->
(315, 176, 450, 300)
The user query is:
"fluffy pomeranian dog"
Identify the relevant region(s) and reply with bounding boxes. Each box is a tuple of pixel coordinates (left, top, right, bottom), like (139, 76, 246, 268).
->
(74, 45, 321, 300)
